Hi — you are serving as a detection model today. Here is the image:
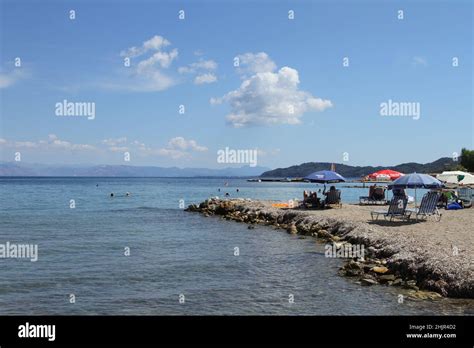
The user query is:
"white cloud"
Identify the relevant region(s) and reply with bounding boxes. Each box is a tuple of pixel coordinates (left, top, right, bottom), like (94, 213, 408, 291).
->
(412, 56, 428, 67)
(0, 134, 96, 151)
(102, 137, 128, 146)
(236, 52, 277, 76)
(0, 135, 207, 161)
(116, 35, 178, 92)
(211, 53, 332, 127)
(157, 137, 208, 159)
(179, 59, 218, 85)
(120, 35, 171, 58)
(194, 73, 217, 85)
(0, 69, 27, 89)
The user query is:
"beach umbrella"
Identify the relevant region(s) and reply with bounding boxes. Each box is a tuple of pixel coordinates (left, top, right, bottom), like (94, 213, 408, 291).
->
(368, 169, 404, 181)
(304, 170, 346, 190)
(388, 172, 444, 206)
(437, 171, 474, 185)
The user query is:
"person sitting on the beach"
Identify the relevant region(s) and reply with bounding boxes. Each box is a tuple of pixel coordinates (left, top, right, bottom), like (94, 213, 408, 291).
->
(392, 187, 407, 198)
(324, 186, 336, 196)
(303, 191, 320, 208)
(372, 186, 385, 200)
(368, 185, 376, 199)
(303, 190, 310, 202)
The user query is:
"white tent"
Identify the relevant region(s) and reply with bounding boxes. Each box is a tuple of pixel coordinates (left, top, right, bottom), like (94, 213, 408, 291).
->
(436, 171, 474, 185)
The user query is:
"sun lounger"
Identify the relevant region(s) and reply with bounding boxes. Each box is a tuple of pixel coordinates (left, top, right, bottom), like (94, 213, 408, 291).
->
(370, 195, 410, 221)
(458, 188, 473, 208)
(406, 191, 442, 221)
(359, 187, 387, 205)
(325, 190, 341, 208)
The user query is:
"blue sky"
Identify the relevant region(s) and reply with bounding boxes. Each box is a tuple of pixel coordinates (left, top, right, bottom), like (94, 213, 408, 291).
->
(0, 0, 472, 169)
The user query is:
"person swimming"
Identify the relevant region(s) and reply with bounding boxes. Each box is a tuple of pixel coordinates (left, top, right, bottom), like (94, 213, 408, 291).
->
(125, 192, 130, 197)
(236, 188, 239, 192)
(225, 192, 230, 197)
(110, 193, 114, 197)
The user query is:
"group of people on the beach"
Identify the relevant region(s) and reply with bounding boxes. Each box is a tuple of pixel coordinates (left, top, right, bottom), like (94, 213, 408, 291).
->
(303, 186, 338, 208)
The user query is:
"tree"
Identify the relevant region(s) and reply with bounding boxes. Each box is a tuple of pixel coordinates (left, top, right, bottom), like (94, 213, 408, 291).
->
(460, 148, 474, 172)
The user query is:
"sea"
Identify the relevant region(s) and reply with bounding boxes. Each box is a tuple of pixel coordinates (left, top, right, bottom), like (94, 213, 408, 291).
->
(0, 177, 471, 315)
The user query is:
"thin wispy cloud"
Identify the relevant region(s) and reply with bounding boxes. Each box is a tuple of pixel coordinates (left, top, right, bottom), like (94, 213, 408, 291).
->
(0, 68, 28, 89)
(178, 58, 218, 85)
(1, 134, 208, 160)
(412, 56, 428, 67)
(211, 52, 332, 127)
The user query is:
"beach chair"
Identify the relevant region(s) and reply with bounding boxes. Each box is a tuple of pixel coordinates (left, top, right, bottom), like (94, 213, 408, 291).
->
(325, 190, 342, 208)
(370, 195, 410, 221)
(458, 188, 473, 208)
(407, 191, 442, 221)
(359, 187, 387, 205)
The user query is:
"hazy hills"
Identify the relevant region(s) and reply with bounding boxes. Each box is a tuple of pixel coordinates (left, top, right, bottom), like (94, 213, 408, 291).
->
(260, 157, 457, 178)
(0, 162, 270, 177)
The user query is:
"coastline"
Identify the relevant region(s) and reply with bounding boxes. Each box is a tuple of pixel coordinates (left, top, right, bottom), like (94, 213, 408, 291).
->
(187, 198, 473, 299)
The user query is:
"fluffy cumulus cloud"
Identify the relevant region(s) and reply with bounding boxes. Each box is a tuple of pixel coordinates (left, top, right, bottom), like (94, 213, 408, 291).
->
(236, 52, 277, 76)
(211, 52, 332, 127)
(117, 35, 179, 91)
(157, 137, 208, 159)
(178, 59, 218, 85)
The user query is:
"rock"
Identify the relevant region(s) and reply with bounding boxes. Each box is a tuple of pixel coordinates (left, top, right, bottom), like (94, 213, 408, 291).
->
(371, 266, 389, 274)
(347, 260, 363, 270)
(287, 224, 298, 234)
(407, 290, 442, 300)
(343, 268, 363, 277)
(332, 236, 341, 242)
(391, 278, 403, 286)
(378, 274, 396, 283)
(317, 229, 332, 239)
(248, 225, 255, 229)
(403, 280, 419, 290)
(361, 278, 378, 286)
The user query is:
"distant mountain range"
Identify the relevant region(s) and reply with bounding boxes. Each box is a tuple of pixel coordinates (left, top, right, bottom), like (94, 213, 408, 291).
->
(0, 162, 270, 177)
(260, 157, 457, 178)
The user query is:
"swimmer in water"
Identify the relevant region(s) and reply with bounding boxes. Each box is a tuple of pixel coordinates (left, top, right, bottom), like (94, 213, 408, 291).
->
(126, 192, 130, 197)
(225, 192, 230, 197)
(110, 193, 114, 197)
(236, 188, 239, 192)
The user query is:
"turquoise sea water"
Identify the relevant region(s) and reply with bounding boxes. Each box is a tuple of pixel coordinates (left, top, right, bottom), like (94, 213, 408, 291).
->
(0, 177, 470, 315)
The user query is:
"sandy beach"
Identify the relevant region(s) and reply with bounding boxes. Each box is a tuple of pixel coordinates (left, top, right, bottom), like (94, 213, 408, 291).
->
(187, 198, 474, 299)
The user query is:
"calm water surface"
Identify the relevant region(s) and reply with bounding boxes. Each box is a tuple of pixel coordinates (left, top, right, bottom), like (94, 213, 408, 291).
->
(0, 177, 471, 315)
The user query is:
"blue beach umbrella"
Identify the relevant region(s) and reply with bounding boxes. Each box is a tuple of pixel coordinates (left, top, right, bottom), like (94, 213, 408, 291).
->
(304, 170, 346, 190)
(388, 172, 444, 205)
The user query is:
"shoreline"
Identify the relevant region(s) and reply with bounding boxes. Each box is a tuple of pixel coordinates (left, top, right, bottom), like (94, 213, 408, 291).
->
(186, 198, 473, 299)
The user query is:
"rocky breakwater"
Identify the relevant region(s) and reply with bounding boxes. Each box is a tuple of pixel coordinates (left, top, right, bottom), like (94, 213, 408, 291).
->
(186, 198, 473, 299)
